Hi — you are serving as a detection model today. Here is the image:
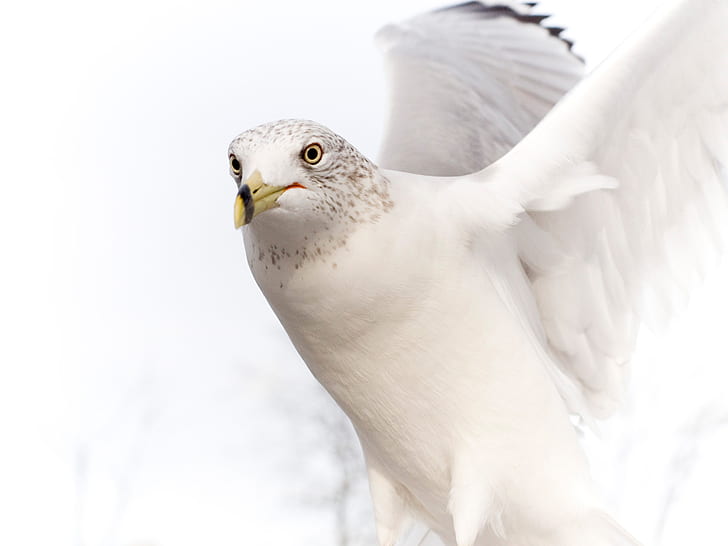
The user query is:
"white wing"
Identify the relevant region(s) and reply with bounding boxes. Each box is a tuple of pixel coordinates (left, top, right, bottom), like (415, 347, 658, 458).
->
(376, 1, 583, 175)
(471, 0, 728, 418)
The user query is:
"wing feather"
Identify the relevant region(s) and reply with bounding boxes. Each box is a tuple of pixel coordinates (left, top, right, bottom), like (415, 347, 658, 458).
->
(473, 0, 728, 417)
(376, 1, 583, 176)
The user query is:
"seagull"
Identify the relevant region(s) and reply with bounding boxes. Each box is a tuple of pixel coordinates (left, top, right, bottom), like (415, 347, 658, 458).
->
(227, 1, 728, 545)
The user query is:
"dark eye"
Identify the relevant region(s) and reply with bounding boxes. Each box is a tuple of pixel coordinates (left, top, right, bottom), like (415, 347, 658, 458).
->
(230, 154, 242, 176)
(302, 143, 323, 165)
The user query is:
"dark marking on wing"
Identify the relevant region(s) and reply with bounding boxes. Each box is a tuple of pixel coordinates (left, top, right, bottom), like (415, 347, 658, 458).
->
(435, 1, 581, 59)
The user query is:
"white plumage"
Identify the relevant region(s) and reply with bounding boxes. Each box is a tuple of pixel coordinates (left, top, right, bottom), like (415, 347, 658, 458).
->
(376, 1, 584, 174)
(227, 1, 728, 544)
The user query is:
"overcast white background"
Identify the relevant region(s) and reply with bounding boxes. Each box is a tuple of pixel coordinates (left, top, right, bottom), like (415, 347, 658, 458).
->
(1, 1, 727, 545)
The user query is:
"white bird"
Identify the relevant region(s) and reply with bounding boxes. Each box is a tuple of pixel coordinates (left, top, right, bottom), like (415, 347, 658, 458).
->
(226, 1, 728, 545)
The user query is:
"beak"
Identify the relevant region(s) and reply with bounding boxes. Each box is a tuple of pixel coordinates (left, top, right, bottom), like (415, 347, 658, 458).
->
(234, 170, 304, 229)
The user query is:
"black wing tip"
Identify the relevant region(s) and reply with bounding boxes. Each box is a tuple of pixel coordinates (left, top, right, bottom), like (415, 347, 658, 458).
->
(435, 1, 582, 61)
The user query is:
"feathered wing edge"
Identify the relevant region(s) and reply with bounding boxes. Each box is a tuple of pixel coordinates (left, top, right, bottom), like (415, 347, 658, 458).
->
(376, 1, 583, 176)
(469, 0, 728, 419)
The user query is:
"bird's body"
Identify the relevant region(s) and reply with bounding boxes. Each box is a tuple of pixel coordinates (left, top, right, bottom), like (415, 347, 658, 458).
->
(227, 0, 728, 544)
(249, 178, 598, 545)
(238, 141, 633, 544)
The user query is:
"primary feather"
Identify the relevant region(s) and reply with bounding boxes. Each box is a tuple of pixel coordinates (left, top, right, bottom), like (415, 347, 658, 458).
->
(377, 1, 583, 175)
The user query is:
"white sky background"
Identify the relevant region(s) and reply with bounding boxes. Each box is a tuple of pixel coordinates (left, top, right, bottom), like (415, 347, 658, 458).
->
(1, 0, 727, 545)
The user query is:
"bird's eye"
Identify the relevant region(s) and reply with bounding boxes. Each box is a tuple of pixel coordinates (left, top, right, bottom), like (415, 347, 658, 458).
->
(302, 143, 323, 165)
(230, 154, 242, 176)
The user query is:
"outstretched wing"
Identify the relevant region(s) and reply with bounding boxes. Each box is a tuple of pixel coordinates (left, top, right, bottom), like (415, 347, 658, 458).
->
(472, 0, 728, 418)
(376, 1, 583, 176)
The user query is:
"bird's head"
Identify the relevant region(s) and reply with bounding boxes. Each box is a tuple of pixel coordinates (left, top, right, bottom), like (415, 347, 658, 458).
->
(228, 120, 393, 241)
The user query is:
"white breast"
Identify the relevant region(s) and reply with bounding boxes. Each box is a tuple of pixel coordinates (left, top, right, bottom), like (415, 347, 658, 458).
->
(245, 194, 596, 538)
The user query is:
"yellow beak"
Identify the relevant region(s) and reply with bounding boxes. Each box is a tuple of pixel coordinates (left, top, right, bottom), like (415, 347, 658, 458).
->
(234, 170, 297, 229)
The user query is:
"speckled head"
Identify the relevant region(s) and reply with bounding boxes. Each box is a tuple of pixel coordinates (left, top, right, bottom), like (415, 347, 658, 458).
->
(228, 119, 394, 273)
